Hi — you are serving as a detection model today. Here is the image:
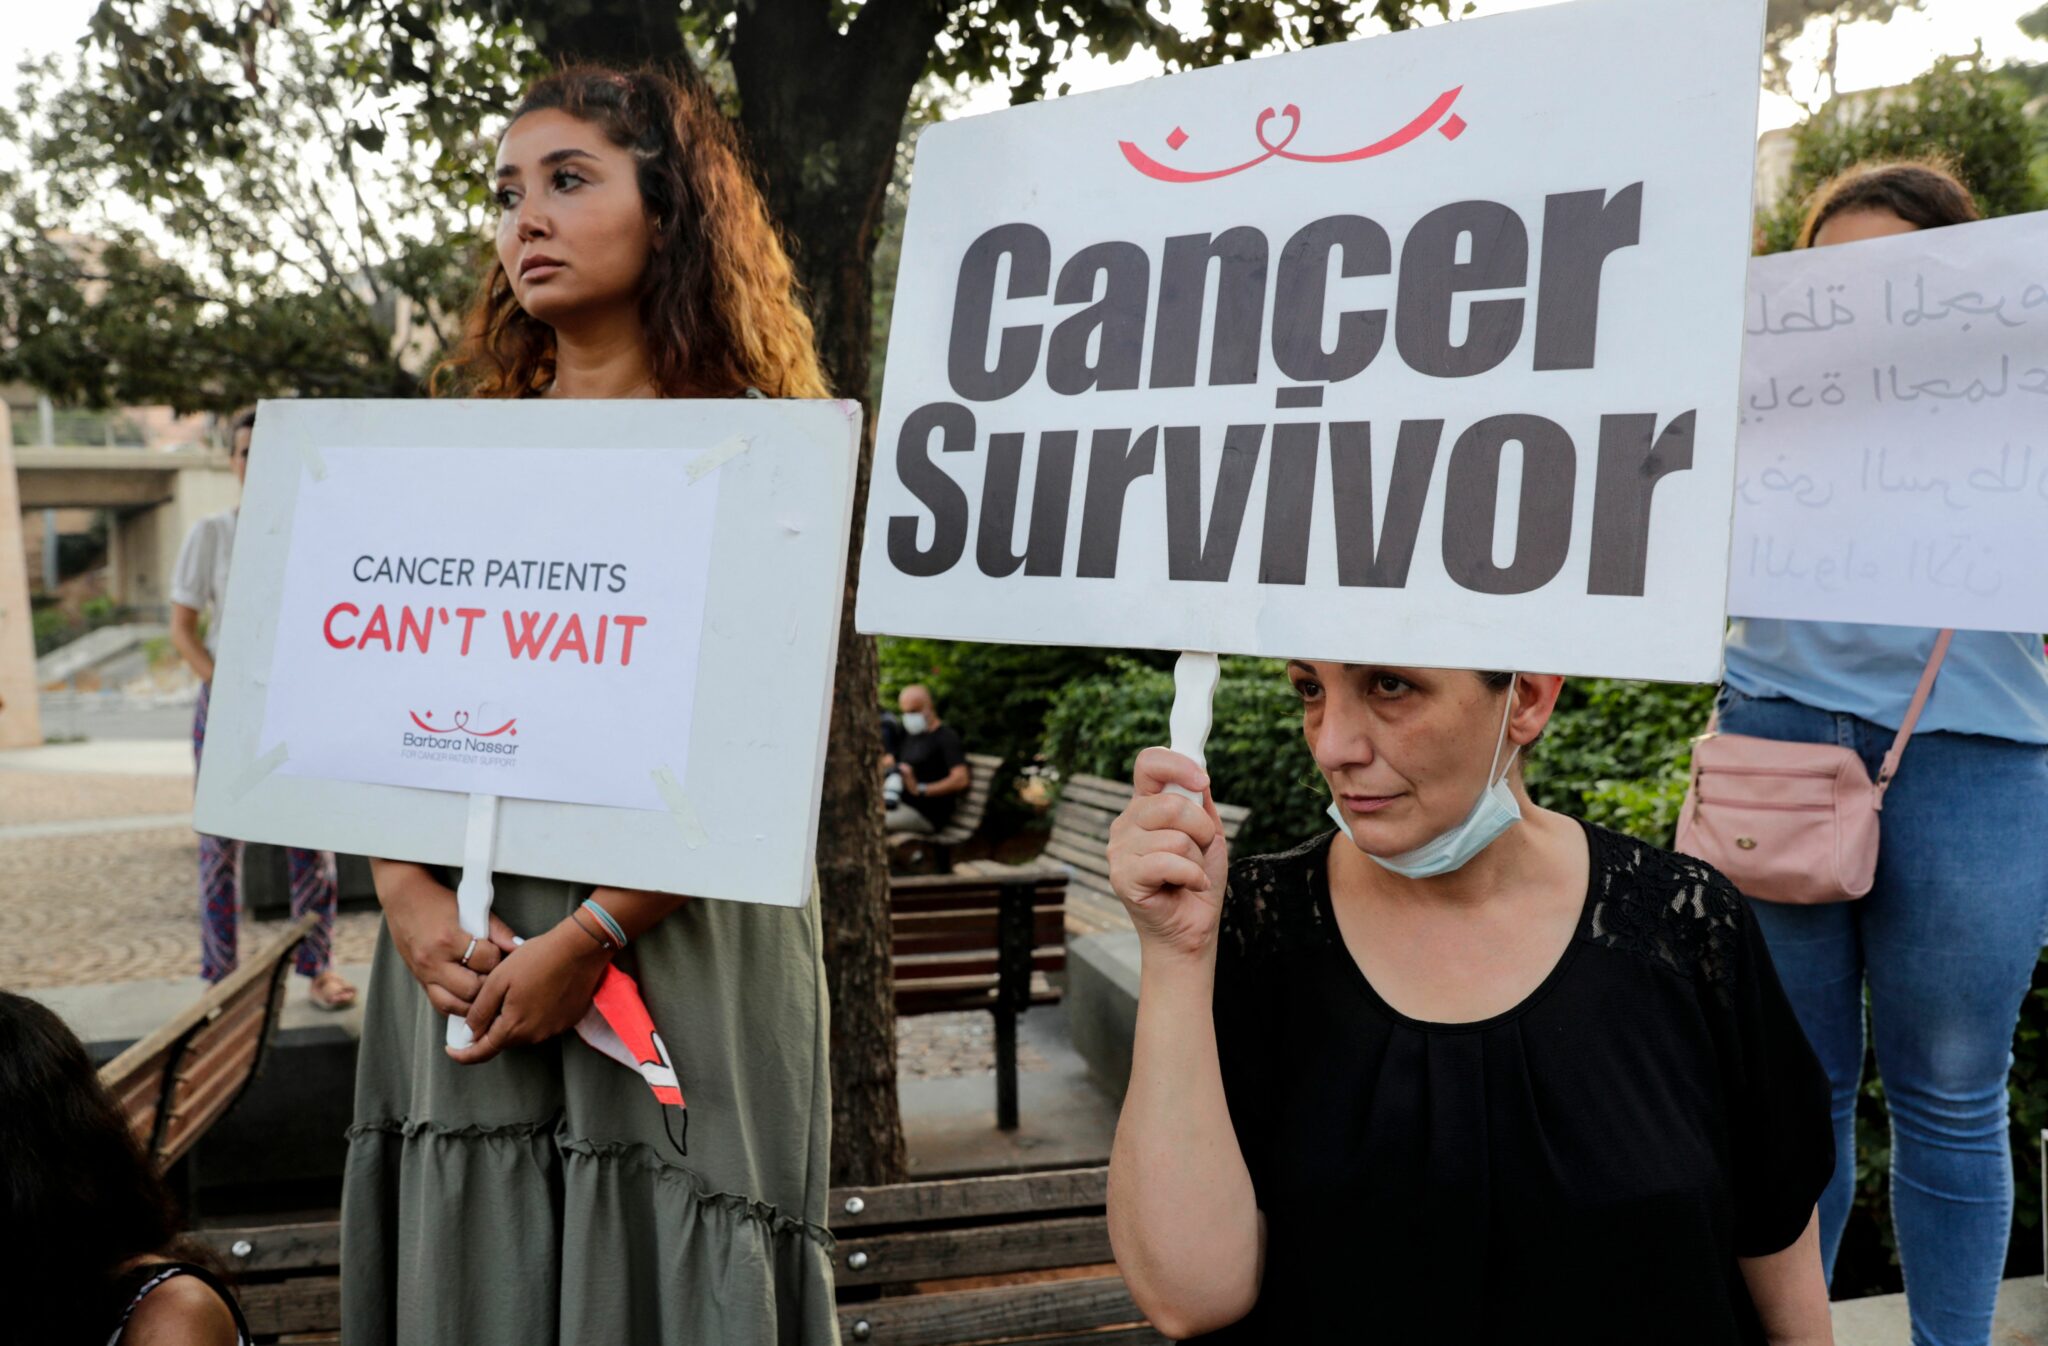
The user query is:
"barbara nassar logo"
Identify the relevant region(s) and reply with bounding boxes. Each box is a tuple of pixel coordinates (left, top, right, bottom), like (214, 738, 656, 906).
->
(400, 707, 522, 768)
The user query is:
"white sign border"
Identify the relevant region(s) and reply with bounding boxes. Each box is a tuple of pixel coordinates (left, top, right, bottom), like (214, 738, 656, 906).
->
(192, 397, 862, 909)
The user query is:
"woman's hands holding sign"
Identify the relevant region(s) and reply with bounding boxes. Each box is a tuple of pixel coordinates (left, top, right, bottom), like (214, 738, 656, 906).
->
(369, 860, 610, 1064)
(448, 920, 612, 1065)
(1108, 748, 1232, 962)
(371, 859, 520, 1019)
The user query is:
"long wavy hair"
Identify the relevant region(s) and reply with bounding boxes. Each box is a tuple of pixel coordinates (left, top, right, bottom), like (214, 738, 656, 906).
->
(436, 65, 829, 401)
(1, 991, 188, 1344)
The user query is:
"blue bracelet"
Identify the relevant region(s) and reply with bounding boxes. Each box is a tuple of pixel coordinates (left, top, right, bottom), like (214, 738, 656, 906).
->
(582, 897, 628, 949)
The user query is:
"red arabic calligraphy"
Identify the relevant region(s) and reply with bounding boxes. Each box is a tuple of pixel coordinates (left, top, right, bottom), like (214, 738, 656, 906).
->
(409, 709, 519, 737)
(1119, 87, 1466, 184)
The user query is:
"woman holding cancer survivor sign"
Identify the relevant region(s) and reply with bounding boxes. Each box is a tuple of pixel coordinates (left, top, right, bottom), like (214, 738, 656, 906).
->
(1105, 666, 1835, 1342)
(339, 66, 836, 1344)
(1716, 160, 2048, 1343)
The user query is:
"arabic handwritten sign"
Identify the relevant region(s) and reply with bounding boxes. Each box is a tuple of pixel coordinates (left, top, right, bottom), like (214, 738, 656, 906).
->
(1729, 211, 2048, 632)
(857, 0, 1768, 683)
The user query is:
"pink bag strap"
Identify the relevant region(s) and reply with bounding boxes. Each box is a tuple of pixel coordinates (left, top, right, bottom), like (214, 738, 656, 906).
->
(1874, 629, 1955, 800)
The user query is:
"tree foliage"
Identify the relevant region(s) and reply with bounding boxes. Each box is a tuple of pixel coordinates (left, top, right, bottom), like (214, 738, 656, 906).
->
(0, 7, 522, 411)
(1756, 53, 2047, 253)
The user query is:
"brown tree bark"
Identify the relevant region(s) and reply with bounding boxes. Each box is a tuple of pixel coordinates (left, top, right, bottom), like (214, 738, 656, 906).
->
(525, 0, 690, 69)
(729, 0, 946, 1189)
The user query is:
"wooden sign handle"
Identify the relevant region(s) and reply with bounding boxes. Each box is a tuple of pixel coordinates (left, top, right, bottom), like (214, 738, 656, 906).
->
(447, 792, 500, 1050)
(1164, 651, 1219, 805)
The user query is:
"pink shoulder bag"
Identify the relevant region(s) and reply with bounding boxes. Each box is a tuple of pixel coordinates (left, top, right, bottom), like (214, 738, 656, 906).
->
(1675, 631, 1952, 904)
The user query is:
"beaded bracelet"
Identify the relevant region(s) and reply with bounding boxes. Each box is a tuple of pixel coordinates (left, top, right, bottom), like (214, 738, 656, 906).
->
(581, 897, 629, 949)
(569, 907, 620, 953)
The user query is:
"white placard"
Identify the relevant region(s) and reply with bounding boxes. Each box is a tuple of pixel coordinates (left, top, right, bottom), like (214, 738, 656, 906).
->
(261, 445, 718, 810)
(193, 398, 862, 908)
(856, 0, 1766, 683)
(1728, 211, 2048, 632)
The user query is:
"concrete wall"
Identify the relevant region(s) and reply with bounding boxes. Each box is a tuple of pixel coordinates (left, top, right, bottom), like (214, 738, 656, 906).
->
(0, 422, 43, 746)
(114, 464, 239, 618)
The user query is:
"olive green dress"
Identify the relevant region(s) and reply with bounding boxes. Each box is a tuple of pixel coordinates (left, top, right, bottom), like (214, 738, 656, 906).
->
(339, 872, 838, 1345)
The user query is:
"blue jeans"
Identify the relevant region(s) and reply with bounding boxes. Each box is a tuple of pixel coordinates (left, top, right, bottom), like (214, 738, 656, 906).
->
(1717, 688, 2048, 1346)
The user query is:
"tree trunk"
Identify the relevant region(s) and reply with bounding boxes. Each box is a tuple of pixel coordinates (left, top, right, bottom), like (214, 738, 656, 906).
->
(730, 0, 945, 1188)
(524, 0, 689, 69)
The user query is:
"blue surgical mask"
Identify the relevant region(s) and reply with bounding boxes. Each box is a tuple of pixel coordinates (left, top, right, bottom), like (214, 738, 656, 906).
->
(902, 712, 930, 736)
(1327, 677, 1523, 879)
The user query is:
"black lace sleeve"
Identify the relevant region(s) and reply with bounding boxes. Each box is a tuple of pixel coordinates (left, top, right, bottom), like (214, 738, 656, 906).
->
(1703, 880, 1836, 1256)
(1213, 836, 1334, 1205)
(1583, 828, 1834, 1255)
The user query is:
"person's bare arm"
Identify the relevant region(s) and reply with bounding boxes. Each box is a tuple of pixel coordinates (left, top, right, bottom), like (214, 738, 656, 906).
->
(1105, 748, 1263, 1339)
(1737, 1211, 1832, 1346)
(120, 1270, 240, 1346)
(169, 604, 213, 684)
(920, 762, 973, 798)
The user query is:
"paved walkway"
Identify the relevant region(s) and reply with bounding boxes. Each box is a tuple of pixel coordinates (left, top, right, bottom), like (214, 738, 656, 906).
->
(1834, 1277, 2048, 1344)
(0, 753, 383, 989)
(0, 737, 1032, 1080)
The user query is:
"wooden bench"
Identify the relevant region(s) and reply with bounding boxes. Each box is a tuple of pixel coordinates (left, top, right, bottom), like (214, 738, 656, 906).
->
(964, 773, 1251, 938)
(103, 913, 320, 1172)
(891, 752, 1004, 872)
(191, 1165, 1163, 1346)
(892, 868, 1067, 1130)
(832, 1165, 1162, 1344)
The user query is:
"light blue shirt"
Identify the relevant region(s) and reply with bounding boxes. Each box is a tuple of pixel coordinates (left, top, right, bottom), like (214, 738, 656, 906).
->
(1724, 618, 2048, 745)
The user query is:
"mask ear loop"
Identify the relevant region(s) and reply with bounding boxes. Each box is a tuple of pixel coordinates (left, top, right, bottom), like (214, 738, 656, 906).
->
(1487, 675, 1522, 789)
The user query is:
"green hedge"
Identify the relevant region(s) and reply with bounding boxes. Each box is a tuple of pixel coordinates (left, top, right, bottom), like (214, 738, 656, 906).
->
(1042, 656, 1325, 856)
(1040, 657, 1714, 857)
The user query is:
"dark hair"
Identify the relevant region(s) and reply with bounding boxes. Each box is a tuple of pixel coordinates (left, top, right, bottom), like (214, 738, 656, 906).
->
(1796, 159, 1979, 249)
(1476, 671, 1515, 692)
(230, 408, 257, 434)
(1, 991, 185, 1344)
(437, 63, 828, 401)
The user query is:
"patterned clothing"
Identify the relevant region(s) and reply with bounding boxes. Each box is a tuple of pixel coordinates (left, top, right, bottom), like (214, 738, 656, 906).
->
(193, 680, 337, 982)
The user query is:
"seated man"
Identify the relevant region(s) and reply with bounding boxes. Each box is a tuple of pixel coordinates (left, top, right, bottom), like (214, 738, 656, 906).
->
(882, 684, 970, 836)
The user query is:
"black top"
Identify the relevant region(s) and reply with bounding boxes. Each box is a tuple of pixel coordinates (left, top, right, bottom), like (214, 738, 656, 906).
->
(896, 724, 967, 828)
(102, 1261, 252, 1346)
(1200, 822, 1832, 1344)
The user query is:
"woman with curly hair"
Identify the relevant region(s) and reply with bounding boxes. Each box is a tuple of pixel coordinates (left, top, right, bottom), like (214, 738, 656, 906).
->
(339, 65, 837, 1344)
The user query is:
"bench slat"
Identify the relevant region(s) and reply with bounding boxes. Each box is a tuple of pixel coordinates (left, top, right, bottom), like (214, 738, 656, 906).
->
(893, 930, 1059, 959)
(894, 909, 1066, 944)
(836, 1214, 1111, 1286)
(894, 949, 1066, 980)
(98, 915, 312, 1094)
(889, 872, 1058, 895)
(888, 894, 1065, 919)
(236, 1274, 343, 1337)
(194, 1222, 341, 1273)
(837, 1274, 1145, 1346)
(159, 1027, 265, 1157)
(830, 1167, 1108, 1229)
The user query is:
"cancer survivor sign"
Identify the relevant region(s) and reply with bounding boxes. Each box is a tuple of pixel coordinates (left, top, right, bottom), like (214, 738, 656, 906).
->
(857, 0, 1767, 682)
(259, 444, 718, 811)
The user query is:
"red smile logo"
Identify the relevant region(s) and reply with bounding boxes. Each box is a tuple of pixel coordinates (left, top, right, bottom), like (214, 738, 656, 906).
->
(1119, 87, 1466, 183)
(409, 708, 518, 737)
